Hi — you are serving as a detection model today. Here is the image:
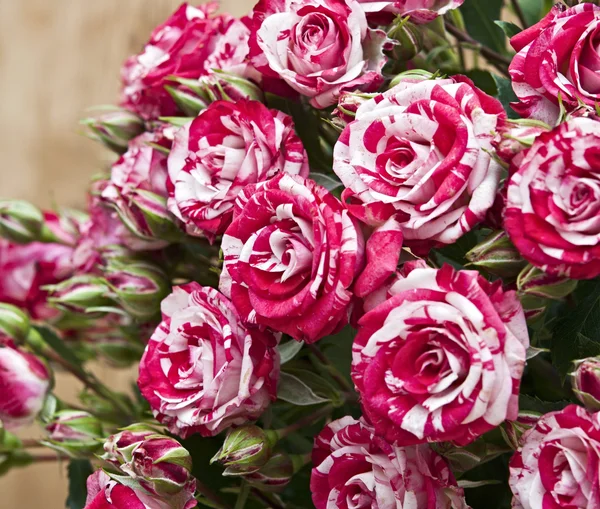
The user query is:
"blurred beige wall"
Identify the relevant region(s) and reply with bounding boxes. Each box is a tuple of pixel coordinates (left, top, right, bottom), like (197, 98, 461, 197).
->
(0, 1, 254, 507)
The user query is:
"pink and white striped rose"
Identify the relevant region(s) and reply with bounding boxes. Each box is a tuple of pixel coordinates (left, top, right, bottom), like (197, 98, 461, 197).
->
(137, 283, 279, 438)
(121, 3, 254, 120)
(311, 416, 468, 509)
(85, 470, 196, 509)
(509, 4, 600, 124)
(219, 173, 364, 344)
(0, 337, 51, 430)
(356, 0, 465, 24)
(333, 76, 505, 254)
(167, 100, 309, 242)
(505, 118, 600, 280)
(249, 0, 386, 109)
(510, 405, 600, 509)
(352, 264, 529, 446)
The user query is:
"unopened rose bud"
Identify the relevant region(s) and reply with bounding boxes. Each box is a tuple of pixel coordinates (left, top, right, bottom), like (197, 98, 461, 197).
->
(571, 358, 600, 411)
(202, 70, 265, 103)
(0, 200, 59, 244)
(45, 276, 113, 314)
(387, 17, 423, 61)
(0, 304, 30, 342)
(81, 109, 145, 154)
(103, 258, 169, 321)
(466, 230, 527, 278)
(211, 425, 277, 476)
(0, 337, 51, 430)
(332, 93, 375, 128)
(517, 265, 578, 301)
(43, 410, 103, 458)
(245, 453, 307, 491)
(101, 425, 195, 500)
(165, 84, 209, 117)
(493, 119, 549, 165)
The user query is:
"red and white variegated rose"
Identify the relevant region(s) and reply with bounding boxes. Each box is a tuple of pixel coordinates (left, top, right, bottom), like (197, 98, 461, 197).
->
(505, 118, 600, 280)
(121, 3, 255, 120)
(167, 100, 309, 242)
(100, 127, 174, 245)
(356, 0, 465, 24)
(137, 283, 279, 438)
(219, 173, 364, 344)
(352, 264, 529, 446)
(0, 337, 51, 430)
(510, 405, 600, 509)
(333, 76, 505, 254)
(509, 4, 600, 124)
(311, 416, 468, 509)
(249, 0, 386, 109)
(85, 470, 196, 509)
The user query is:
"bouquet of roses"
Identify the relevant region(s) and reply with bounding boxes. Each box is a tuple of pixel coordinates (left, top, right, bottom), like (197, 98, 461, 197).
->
(3, 0, 600, 507)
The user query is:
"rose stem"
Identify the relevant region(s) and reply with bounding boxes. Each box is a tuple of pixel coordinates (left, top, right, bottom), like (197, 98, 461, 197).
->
(30, 454, 63, 463)
(444, 23, 512, 76)
(196, 479, 232, 509)
(19, 439, 44, 449)
(306, 344, 354, 393)
(234, 481, 250, 509)
(249, 489, 285, 509)
(275, 404, 333, 439)
(510, 0, 529, 29)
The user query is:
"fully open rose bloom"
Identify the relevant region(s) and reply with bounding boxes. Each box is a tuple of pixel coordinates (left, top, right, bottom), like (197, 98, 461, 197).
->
(85, 470, 196, 509)
(352, 264, 529, 446)
(121, 3, 254, 120)
(249, 0, 386, 109)
(137, 283, 279, 438)
(510, 405, 600, 509)
(0, 337, 51, 430)
(510, 4, 600, 124)
(220, 173, 364, 344)
(311, 416, 468, 509)
(333, 76, 505, 254)
(356, 0, 465, 24)
(167, 100, 309, 241)
(504, 118, 600, 280)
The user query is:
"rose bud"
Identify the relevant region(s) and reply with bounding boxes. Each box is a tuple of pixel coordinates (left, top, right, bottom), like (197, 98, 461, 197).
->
(45, 275, 112, 315)
(332, 92, 375, 128)
(492, 119, 549, 165)
(211, 425, 277, 476)
(517, 265, 578, 301)
(0, 200, 59, 244)
(85, 469, 196, 509)
(43, 410, 103, 458)
(245, 453, 304, 491)
(0, 303, 30, 342)
(466, 230, 527, 278)
(387, 16, 423, 61)
(81, 108, 145, 154)
(571, 358, 600, 411)
(101, 425, 196, 502)
(0, 337, 51, 430)
(103, 257, 170, 321)
(202, 70, 264, 104)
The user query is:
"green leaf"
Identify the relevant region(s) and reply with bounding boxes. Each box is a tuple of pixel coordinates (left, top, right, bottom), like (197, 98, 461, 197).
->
(277, 372, 331, 406)
(550, 280, 600, 378)
(34, 325, 83, 368)
(278, 340, 304, 365)
(494, 20, 522, 39)
(460, 0, 507, 54)
(517, 0, 553, 27)
(519, 394, 570, 414)
(66, 460, 94, 509)
(464, 69, 497, 96)
(309, 172, 343, 192)
(492, 75, 520, 119)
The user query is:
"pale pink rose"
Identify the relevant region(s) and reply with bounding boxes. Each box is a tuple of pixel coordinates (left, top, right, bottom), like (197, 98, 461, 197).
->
(510, 405, 600, 509)
(352, 264, 529, 446)
(333, 76, 505, 254)
(138, 283, 279, 438)
(249, 0, 386, 109)
(311, 416, 468, 509)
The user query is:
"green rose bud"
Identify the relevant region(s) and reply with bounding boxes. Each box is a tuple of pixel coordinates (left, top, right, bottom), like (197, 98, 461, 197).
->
(387, 17, 423, 61)
(0, 304, 30, 342)
(42, 410, 104, 458)
(466, 230, 527, 278)
(81, 108, 145, 154)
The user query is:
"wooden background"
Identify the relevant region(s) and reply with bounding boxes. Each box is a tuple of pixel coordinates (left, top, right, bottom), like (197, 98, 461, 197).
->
(0, 1, 254, 507)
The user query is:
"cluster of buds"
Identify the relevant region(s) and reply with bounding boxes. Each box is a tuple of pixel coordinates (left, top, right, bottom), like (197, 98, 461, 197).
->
(166, 71, 264, 118)
(466, 230, 527, 278)
(100, 425, 196, 504)
(571, 357, 600, 411)
(81, 108, 145, 155)
(0, 200, 63, 244)
(43, 410, 104, 458)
